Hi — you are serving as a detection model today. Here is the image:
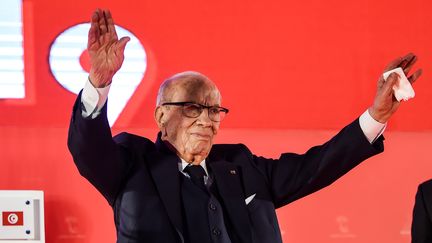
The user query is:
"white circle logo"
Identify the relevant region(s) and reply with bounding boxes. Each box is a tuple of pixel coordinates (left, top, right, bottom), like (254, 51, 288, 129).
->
(49, 23, 147, 126)
(7, 213, 18, 225)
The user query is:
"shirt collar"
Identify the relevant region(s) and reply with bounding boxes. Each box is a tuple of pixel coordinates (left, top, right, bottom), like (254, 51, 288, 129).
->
(179, 158, 208, 176)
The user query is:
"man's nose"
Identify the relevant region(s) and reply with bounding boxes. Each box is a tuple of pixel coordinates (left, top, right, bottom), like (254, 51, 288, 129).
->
(196, 108, 212, 126)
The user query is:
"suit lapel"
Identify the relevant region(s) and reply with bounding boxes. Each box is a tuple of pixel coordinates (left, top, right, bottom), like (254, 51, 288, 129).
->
(209, 160, 252, 243)
(148, 139, 183, 237)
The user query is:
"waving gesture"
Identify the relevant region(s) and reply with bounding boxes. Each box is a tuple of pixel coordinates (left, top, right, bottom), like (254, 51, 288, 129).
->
(369, 53, 423, 123)
(88, 9, 130, 88)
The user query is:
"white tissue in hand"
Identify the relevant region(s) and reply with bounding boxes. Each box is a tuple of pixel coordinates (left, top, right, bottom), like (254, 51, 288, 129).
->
(382, 67, 415, 102)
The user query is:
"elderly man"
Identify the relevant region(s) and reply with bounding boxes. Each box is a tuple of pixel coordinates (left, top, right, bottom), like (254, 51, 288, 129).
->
(68, 9, 422, 243)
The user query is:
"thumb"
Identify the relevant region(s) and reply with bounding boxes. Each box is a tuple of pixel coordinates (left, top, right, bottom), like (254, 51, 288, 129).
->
(382, 72, 399, 97)
(117, 36, 130, 53)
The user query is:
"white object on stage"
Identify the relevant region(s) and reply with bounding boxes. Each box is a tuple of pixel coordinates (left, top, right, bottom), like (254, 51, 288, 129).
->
(0, 190, 45, 243)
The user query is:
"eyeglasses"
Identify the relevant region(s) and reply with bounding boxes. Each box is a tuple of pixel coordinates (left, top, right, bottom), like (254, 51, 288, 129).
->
(161, 102, 229, 122)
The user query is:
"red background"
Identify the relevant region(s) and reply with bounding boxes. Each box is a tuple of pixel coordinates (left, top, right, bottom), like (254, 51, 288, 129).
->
(1, 0, 431, 242)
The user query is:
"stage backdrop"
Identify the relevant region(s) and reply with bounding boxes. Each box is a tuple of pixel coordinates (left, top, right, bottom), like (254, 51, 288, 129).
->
(0, 0, 431, 242)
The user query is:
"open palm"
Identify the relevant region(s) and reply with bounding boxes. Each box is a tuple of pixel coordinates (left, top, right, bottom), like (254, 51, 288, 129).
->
(87, 9, 130, 88)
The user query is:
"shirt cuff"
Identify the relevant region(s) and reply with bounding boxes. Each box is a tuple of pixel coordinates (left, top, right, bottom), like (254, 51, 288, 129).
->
(81, 77, 110, 118)
(359, 109, 387, 144)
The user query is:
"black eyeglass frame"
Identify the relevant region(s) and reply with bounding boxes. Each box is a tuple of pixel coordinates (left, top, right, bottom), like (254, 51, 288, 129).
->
(161, 102, 229, 122)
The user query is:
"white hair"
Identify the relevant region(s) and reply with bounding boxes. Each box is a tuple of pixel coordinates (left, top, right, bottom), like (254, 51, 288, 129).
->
(156, 71, 217, 106)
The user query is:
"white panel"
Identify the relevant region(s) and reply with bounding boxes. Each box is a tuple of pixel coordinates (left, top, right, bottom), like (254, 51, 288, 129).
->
(0, 191, 44, 243)
(0, 198, 35, 239)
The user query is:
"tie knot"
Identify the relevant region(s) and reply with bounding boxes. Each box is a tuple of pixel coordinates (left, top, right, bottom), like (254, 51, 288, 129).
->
(184, 165, 207, 180)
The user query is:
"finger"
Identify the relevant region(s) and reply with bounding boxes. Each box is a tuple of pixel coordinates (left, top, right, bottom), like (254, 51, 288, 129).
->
(103, 10, 109, 31)
(94, 8, 103, 27)
(377, 76, 385, 89)
(105, 10, 118, 39)
(384, 56, 404, 72)
(383, 53, 417, 78)
(117, 36, 130, 53)
(408, 69, 423, 84)
(98, 10, 108, 35)
(88, 10, 101, 48)
(403, 55, 418, 74)
(399, 53, 415, 67)
(397, 58, 410, 71)
(382, 72, 399, 97)
(91, 9, 100, 24)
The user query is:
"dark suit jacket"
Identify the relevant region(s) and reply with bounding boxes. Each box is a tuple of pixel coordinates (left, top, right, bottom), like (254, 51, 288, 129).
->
(412, 179, 432, 242)
(68, 94, 384, 243)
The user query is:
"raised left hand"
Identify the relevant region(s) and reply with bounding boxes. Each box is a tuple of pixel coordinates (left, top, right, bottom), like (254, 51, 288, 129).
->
(369, 53, 423, 123)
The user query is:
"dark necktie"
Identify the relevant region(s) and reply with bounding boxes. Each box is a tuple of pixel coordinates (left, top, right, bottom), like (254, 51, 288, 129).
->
(183, 165, 207, 191)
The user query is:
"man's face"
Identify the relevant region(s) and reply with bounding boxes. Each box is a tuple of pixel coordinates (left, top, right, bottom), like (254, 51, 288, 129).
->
(157, 79, 221, 163)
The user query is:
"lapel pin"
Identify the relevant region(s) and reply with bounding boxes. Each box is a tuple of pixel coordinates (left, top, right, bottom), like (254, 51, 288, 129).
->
(230, 170, 236, 175)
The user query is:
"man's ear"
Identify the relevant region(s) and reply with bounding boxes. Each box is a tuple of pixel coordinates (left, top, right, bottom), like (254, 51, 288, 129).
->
(154, 106, 165, 129)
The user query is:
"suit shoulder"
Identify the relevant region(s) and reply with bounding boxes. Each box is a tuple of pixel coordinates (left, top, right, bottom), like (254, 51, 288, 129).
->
(417, 179, 432, 208)
(113, 132, 155, 150)
(212, 143, 250, 152)
(210, 143, 253, 160)
(419, 179, 432, 191)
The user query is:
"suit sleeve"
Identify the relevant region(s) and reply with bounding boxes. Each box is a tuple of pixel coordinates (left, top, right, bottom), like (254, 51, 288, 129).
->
(247, 118, 384, 208)
(67, 92, 133, 206)
(412, 182, 432, 242)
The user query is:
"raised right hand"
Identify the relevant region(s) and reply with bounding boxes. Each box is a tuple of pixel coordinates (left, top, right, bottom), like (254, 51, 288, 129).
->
(87, 9, 130, 88)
